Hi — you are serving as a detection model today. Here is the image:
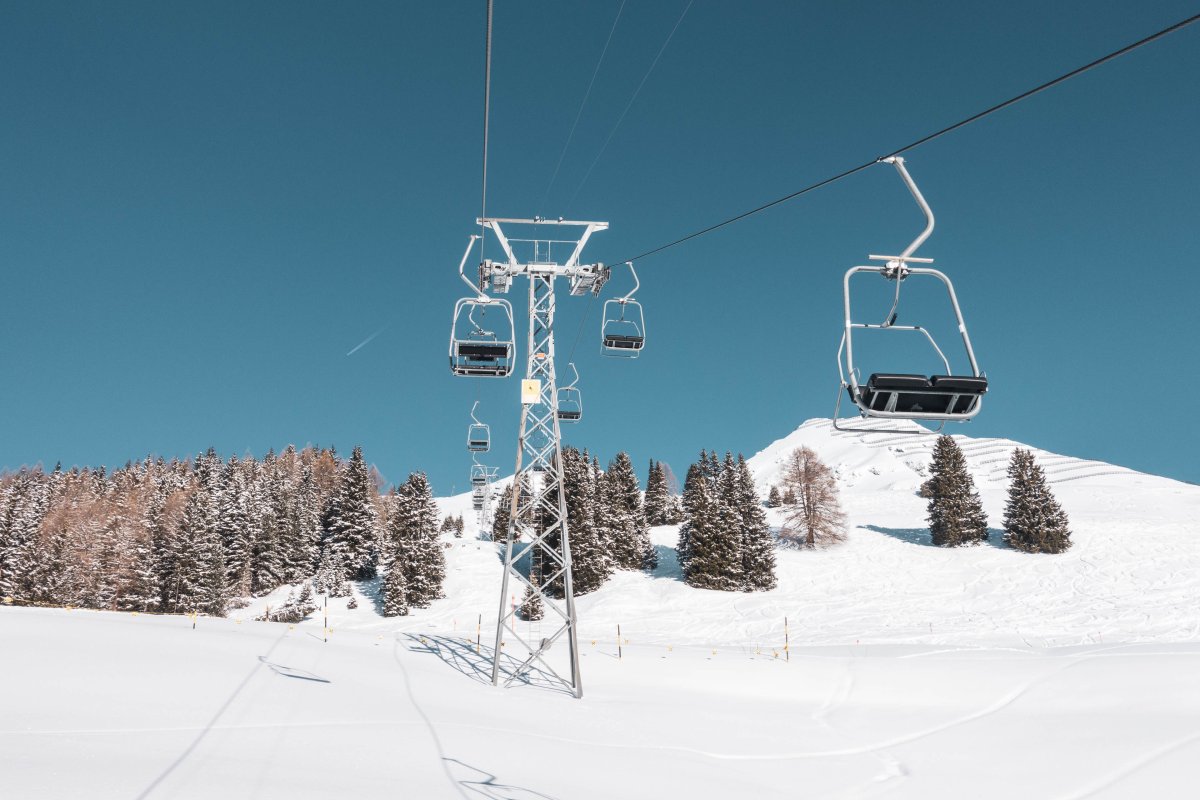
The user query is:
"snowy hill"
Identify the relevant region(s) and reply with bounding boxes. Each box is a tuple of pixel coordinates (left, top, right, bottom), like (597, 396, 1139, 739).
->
(236, 418, 1199, 651)
(6, 418, 1200, 798)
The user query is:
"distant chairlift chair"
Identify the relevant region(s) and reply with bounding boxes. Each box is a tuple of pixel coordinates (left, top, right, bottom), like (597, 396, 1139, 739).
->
(601, 262, 645, 357)
(835, 156, 987, 433)
(467, 401, 490, 453)
(556, 362, 582, 422)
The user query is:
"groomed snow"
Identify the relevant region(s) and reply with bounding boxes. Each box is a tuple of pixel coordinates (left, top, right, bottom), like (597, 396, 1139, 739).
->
(4, 419, 1199, 797)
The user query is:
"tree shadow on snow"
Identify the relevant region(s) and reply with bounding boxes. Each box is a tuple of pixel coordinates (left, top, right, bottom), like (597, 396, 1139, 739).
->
(403, 633, 575, 697)
(863, 525, 1009, 549)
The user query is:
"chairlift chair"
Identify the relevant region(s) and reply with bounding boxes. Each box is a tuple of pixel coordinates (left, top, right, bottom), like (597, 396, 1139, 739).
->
(601, 262, 645, 357)
(470, 462, 488, 487)
(835, 157, 987, 433)
(449, 235, 515, 377)
(467, 401, 490, 452)
(556, 362, 582, 422)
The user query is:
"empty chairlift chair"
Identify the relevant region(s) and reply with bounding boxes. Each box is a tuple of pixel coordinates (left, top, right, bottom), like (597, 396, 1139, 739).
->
(601, 262, 645, 357)
(834, 157, 987, 432)
(556, 362, 582, 422)
(467, 402, 490, 453)
(470, 462, 488, 487)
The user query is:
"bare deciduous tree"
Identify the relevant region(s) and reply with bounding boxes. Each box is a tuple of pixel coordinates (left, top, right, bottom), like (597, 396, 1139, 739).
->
(779, 447, 846, 548)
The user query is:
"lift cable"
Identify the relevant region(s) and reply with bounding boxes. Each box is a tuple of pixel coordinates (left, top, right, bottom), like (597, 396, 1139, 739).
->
(602, 10, 1200, 267)
(479, 0, 494, 262)
(563, 0, 694, 216)
(538, 0, 627, 217)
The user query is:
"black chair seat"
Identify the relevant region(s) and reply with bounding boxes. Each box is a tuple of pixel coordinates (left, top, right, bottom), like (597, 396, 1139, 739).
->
(868, 373, 931, 390)
(931, 375, 988, 394)
(604, 334, 644, 349)
(457, 343, 509, 359)
(858, 373, 987, 415)
(558, 411, 581, 420)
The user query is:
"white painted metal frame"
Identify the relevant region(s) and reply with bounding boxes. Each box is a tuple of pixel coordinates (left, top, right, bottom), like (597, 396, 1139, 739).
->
(835, 157, 984, 433)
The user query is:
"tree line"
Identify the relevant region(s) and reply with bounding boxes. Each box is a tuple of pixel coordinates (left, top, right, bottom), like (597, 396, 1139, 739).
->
(0, 445, 448, 617)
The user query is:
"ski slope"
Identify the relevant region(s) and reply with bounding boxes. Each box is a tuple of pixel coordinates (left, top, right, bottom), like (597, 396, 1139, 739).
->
(4, 419, 1199, 798)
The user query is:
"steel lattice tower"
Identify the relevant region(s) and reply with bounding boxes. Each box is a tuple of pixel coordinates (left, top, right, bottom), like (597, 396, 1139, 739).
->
(457, 218, 609, 698)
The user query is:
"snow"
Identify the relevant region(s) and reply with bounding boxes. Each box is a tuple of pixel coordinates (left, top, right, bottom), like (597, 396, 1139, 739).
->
(4, 418, 1200, 797)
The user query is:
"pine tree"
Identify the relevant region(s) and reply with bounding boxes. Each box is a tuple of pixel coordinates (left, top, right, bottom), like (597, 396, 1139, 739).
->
(766, 486, 782, 508)
(1003, 448, 1071, 554)
(780, 447, 847, 549)
(321, 446, 381, 581)
(385, 472, 445, 608)
(560, 447, 611, 595)
(675, 461, 706, 571)
(602, 452, 656, 571)
(381, 564, 409, 617)
(782, 487, 797, 505)
(492, 484, 514, 542)
(643, 460, 671, 526)
(927, 435, 989, 547)
(735, 455, 776, 591)
(680, 457, 742, 591)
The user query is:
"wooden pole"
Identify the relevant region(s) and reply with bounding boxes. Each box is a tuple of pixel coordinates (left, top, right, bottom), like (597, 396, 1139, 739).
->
(784, 616, 789, 662)
(617, 624, 622, 660)
(324, 595, 328, 643)
(476, 613, 482, 651)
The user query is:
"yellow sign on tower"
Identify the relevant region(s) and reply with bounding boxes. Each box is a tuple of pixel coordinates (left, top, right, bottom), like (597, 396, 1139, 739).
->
(521, 379, 541, 404)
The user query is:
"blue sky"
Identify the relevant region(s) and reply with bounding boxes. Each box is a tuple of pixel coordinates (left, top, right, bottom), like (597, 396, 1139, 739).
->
(2, 1, 1198, 491)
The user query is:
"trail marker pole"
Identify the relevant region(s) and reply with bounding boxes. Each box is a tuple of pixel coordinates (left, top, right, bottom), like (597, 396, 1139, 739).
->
(785, 616, 790, 662)
(618, 624, 623, 660)
(324, 596, 328, 644)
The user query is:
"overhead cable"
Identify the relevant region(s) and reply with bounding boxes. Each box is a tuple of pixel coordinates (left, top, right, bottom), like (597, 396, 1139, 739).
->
(605, 11, 1200, 266)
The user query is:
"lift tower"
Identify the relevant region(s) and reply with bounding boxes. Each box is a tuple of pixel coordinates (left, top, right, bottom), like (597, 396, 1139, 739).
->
(468, 217, 609, 698)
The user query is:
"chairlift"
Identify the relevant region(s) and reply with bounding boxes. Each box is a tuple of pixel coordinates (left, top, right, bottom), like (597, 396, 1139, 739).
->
(556, 362, 582, 423)
(467, 401, 490, 453)
(471, 461, 488, 487)
(835, 157, 987, 433)
(450, 235, 515, 377)
(601, 261, 645, 357)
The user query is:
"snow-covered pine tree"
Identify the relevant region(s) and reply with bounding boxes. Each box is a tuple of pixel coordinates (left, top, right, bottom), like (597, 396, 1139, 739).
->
(560, 446, 611, 595)
(602, 452, 656, 571)
(779, 446, 847, 549)
(321, 446, 381, 580)
(926, 435, 989, 547)
(250, 450, 285, 596)
(643, 460, 671, 526)
(680, 456, 742, 591)
(766, 486, 782, 508)
(173, 452, 228, 615)
(492, 484, 514, 542)
(385, 472, 445, 608)
(782, 487, 797, 505)
(217, 455, 256, 598)
(1003, 448, 1071, 553)
(454, 515, 465, 538)
(736, 455, 776, 591)
(381, 562, 409, 617)
(675, 461, 707, 571)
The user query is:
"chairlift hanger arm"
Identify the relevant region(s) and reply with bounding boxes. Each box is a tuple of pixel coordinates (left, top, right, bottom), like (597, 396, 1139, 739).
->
(471, 400, 483, 426)
(617, 261, 640, 302)
(874, 156, 935, 266)
(458, 234, 486, 296)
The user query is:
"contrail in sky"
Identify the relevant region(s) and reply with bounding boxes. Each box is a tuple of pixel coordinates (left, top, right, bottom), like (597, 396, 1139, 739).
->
(346, 323, 390, 356)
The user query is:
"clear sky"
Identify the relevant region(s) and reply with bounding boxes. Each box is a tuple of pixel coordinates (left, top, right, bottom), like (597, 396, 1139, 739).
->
(2, 1, 1198, 492)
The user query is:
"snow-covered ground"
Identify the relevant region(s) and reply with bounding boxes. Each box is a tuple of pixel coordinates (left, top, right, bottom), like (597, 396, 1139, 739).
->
(4, 419, 1199, 797)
